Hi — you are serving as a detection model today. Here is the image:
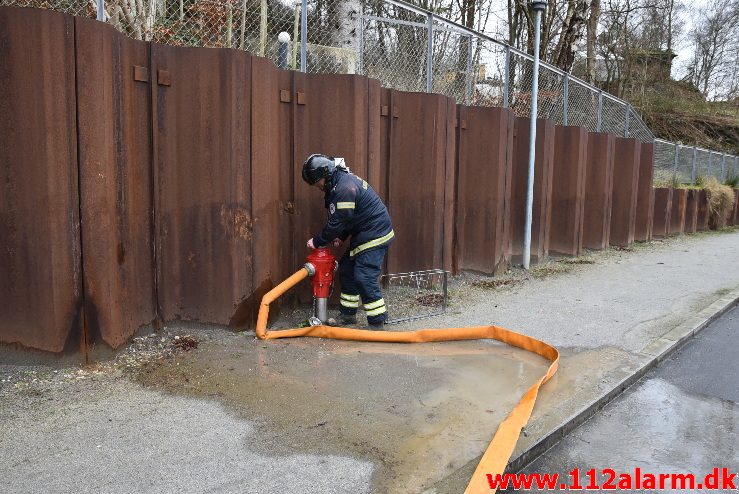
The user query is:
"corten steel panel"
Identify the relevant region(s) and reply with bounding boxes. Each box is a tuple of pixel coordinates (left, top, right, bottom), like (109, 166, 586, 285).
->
(292, 73, 371, 253)
(0, 8, 83, 353)
(442, 97, 457, 274)
(375, 86, 394, 279)
(733, 190, 739, 226)
(728, 189, 739, 226)
(75, 18, 156, 349)
(151, 44, 253, 324)
(696, 189, 709, 231)
(248, 58, 295, 328)
(669, 188, 687, 235)
(634, 142, 655, 241)
(292, 73, 373, 302)
(366, 79, 383, 196)
(685, 189, 699, 234)
(455, 106, 514, 274)
(609, 138, 641, 247)
(376, 88, 393, 204)
(385, 91, 452, 273)
(582, 133, 615, 250)
(509, 118, 555, 262)
(550, 126, 588, 256)
(652, 188, 672, 238)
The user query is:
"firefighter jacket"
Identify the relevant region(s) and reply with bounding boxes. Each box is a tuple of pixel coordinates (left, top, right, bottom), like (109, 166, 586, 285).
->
(312, 169, 394, 257)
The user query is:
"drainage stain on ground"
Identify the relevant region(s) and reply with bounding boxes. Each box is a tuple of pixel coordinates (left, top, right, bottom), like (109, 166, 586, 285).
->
(136, 335, 548, 493)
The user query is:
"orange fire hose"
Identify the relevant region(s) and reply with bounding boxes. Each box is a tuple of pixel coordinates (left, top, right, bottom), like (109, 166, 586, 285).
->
(256, 268, 560, 494)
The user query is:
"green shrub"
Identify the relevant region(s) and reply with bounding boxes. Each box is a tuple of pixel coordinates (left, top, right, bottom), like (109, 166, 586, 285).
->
(724, 174, 739, 188)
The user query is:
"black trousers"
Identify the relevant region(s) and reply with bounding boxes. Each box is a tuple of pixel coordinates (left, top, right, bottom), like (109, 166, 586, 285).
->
(338, 246, 388, 323)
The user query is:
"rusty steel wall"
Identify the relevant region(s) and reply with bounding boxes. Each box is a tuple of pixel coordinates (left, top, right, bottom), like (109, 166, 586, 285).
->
(669, 188, 687, 235)
(509, 118, 556, 263)
(291, 73, 375, 302)
(151, 43, 253, 325)
(634, 142, 655, 241)
(248, 57, 296, 325)
(0, 8, 84, 353)
(4, 7, 686, 355)
(455, 106, 514, 274)
(696, 190, 709, 231)
(582, 133, 615, 250)
(610, 138, 641, 247)
(550, 126, 588, 257)
(75, 18, 157, 349)
(685, 190, 699, 234)
(652, 188, 673, 238)
(382, 91, 456, 273)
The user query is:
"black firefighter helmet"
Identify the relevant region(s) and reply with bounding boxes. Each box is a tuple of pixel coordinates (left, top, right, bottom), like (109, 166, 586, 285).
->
(302, 154, 337, 185)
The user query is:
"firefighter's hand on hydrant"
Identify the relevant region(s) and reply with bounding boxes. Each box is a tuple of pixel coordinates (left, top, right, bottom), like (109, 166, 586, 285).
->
(307, 238, 316, 249)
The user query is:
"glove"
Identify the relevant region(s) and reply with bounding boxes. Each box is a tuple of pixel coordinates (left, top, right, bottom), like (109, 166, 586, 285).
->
(307, 238, 315, 249)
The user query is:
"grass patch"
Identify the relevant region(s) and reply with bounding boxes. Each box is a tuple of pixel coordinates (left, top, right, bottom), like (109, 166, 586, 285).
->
(723, 175, 739, 188)
(530, 262, 571, 278)
(560, 258, 596, 265)
(714, 287, 733, 297)
(704, 178, 736, 229)
(472, 277, 521, 290)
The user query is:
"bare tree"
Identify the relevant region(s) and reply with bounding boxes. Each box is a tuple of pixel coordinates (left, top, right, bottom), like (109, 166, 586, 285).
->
(685, 0, 739, 98)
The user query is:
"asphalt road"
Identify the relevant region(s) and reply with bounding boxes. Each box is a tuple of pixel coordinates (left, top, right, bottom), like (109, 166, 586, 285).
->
(508, 303, 739, 492)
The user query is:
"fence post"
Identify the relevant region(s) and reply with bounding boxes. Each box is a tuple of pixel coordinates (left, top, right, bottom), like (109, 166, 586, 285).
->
(673, 142, 679, 182)
(300, 0, 307, 72)
(596, 90, 603, 132)
(426, 13, 434, 93)
(358, 12, 364, 75)
(721, 153, 726, 181)
(562, 72, 569, 125)
(259, 0, 268, 56)
(503, 45, 510, 108)
(465, 35, 474, 105)
(708, 150, 712, 179)
(96, 0, 104, 21)
(692, 146, 697, 185)
(624, 103, 630, 138)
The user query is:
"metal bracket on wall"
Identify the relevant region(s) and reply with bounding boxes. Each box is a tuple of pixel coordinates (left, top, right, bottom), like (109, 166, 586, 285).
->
(392, 106, 399, 118)
(133, 66, 149, 82)
(296, 92, 306, 105)
(381, 105, 389, 116)
(279, 90, 291, 103)
(157, 69, 171, 86)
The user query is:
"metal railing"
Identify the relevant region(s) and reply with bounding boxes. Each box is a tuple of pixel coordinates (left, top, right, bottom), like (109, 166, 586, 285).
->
(654, 139, 739, 185)
(3, 0, 736, 182)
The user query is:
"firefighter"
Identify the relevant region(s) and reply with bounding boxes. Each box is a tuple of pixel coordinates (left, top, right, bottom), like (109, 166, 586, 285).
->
(303, 154, 394, 329)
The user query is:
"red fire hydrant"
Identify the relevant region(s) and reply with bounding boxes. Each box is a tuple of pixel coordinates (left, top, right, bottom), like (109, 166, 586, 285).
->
(304, 248, 337, 325)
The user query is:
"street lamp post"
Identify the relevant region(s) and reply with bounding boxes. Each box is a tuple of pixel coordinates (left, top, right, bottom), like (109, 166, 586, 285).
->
(523, 0, 547, 270)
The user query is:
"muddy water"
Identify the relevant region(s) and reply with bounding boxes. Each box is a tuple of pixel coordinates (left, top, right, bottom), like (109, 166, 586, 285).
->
(136, 336, 549, 493)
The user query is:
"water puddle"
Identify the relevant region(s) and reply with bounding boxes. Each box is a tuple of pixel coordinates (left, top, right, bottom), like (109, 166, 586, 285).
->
(136, 335, 548, 493)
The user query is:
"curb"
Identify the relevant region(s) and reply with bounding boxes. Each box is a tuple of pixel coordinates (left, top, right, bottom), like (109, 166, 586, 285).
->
(507, 287, 739, 473)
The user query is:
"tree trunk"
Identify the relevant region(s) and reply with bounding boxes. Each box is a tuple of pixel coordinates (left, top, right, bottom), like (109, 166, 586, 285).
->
(553, 0, 589, 71)
(586, 0, 600, 82)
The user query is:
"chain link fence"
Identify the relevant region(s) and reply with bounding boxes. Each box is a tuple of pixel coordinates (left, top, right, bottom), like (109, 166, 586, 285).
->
(654, 139, 739, 185)
(4, 0, 736, 184)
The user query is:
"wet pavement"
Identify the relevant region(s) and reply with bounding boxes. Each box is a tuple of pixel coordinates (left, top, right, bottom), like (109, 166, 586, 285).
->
(510, 303, 739, 492)
(135, 338, 547, 493)
(2, 230, 739, 493)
